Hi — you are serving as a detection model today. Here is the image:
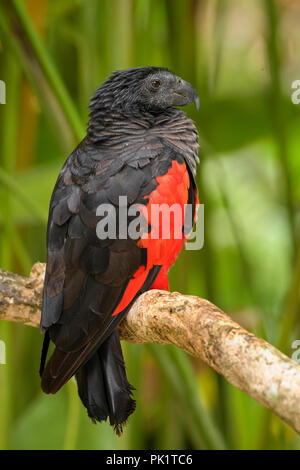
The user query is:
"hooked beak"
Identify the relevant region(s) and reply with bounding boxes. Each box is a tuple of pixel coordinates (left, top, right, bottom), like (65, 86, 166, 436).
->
(172, 78, 199, 111)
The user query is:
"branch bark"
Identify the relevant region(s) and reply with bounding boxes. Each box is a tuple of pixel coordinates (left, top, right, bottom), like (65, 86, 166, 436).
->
(1, 262, 300, 435)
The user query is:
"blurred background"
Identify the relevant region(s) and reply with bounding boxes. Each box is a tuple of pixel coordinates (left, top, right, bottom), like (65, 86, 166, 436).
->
(0, 0, 300, 450)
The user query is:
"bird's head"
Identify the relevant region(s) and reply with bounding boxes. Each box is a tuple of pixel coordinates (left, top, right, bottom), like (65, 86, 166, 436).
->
(89, 67, 199, 115)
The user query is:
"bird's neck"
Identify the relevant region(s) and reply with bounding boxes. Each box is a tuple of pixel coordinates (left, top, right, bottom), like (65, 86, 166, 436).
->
(86, 106, 199, 177)
(87, 106, 181, 142)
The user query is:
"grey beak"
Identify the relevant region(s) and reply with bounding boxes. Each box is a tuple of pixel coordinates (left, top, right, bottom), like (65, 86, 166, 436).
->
(182, 80, 199, 111)
(173, 78, 199, 111)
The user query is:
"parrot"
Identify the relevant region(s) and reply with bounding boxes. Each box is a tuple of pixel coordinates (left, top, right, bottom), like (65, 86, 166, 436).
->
(40, 66, 199, 434)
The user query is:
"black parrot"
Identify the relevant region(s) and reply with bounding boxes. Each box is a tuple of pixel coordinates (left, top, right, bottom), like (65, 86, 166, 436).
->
(40, 67, 199, 434)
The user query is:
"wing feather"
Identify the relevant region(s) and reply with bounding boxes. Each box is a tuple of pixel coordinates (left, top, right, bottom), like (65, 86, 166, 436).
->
(41, 136, 195, 392)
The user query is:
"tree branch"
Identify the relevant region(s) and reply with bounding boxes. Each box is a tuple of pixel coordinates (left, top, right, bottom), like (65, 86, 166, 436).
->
(1, 262, 300, 435)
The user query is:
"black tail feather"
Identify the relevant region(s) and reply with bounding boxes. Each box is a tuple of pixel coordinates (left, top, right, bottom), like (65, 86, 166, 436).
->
(75, 329, 135, 435)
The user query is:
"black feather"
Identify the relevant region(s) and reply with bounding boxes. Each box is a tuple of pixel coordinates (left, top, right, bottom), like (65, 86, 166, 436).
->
(40, 66, 199, 434)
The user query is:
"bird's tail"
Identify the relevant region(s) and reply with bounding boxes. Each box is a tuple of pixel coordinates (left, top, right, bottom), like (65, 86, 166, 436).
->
(75, 329, 136, 435)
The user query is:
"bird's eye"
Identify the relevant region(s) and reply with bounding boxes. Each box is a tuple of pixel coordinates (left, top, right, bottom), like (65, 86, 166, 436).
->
(151, 80, 161, 89)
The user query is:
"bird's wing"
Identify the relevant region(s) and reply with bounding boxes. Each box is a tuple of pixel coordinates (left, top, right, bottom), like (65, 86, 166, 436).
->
(41, 137, 196, 393)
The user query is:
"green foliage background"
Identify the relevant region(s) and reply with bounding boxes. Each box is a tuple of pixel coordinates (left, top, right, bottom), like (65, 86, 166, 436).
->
(0, 0, 300, 450)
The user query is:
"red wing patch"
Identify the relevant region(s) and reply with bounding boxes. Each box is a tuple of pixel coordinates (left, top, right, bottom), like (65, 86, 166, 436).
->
(112, 160, 191, 316)
(138, 160, 190, 266)
(150, 266, 170, 291)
